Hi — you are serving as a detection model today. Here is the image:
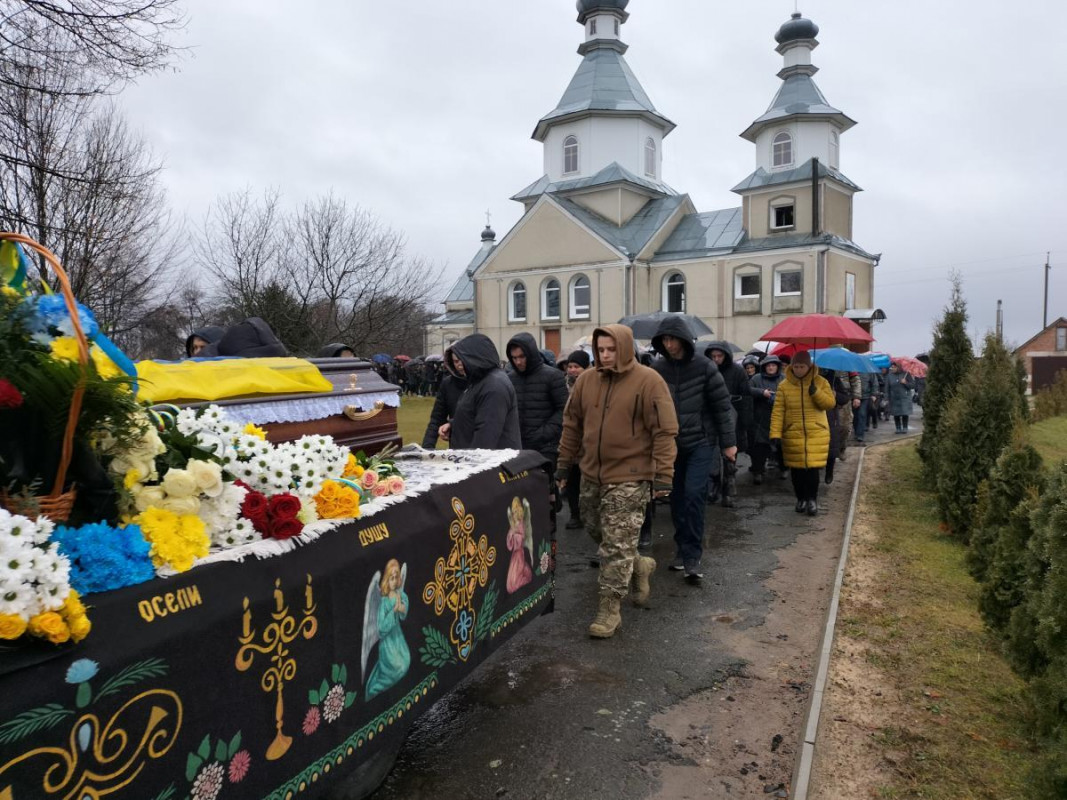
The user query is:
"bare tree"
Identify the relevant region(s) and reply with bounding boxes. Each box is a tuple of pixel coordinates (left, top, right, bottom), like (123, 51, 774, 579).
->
(200, 190, 443, 357)
(0, 1, 185, 97)
(0, 42, 180, 344)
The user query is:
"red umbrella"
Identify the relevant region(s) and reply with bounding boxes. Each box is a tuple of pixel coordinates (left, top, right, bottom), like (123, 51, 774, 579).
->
(892, 356, 927, 378)
(761, 314, 874, 346)
(394, 354, 411, 362)
(770, 342, 807, 359)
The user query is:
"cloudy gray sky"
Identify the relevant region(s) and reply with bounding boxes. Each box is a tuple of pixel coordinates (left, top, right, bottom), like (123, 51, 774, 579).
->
(117, 0, 1067, 356)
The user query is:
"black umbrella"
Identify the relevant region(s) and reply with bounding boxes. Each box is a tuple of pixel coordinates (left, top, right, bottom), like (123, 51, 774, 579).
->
(617, 311, 714, 340)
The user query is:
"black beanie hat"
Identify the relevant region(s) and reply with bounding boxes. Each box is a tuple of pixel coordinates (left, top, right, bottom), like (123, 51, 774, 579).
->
(567, 349, 591, 369)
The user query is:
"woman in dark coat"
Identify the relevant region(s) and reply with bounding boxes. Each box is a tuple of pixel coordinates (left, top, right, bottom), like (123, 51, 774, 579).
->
(747, 355, 785, 483)
(886, 363, 914, 433)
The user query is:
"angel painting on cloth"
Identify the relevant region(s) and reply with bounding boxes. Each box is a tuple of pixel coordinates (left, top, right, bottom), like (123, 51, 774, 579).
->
(362, 559, 411, 700)
(505, 496, 534, 594)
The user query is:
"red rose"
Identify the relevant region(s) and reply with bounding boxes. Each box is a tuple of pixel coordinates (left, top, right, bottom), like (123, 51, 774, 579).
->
(246, 510, 270, 534)
(0, 378, 23, 409)
(241, 490, 268, 518)
(268, 493, 302, 521)
(268, 517, 304, 540)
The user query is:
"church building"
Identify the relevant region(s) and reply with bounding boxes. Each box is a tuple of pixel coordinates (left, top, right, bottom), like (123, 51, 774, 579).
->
(426, 1, 878, 357)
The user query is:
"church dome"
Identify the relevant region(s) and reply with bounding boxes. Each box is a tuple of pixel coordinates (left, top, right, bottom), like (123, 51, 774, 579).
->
(576, 0, 629, 21)
(775, 12, 819, 44)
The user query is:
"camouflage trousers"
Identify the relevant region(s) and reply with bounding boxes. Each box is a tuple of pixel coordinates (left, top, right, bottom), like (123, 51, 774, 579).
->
(579, 480, 651, 598)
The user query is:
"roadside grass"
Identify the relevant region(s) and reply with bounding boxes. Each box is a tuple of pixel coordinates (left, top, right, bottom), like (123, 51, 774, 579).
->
(1028, 415, 1067, 466)
(850, 443, 1040, 798)
(396, 395, 438, 448)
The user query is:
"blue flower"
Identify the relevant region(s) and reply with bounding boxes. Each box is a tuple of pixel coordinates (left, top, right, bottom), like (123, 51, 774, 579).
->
(453, 610, 473, 642)
(65, 659, 99, 684)
(53, 522, 154, 595)
(33, 295, 99, 339)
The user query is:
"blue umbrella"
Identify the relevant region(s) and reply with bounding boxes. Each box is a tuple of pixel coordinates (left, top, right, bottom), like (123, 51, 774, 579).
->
(809, 348, 880, 373)
(866, 352, 892, 369)
(371, 353, 392, 364)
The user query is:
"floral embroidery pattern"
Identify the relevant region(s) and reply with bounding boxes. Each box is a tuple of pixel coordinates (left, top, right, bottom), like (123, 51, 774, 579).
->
(304, 663, 357, 734)
(185, 732, 249, 798)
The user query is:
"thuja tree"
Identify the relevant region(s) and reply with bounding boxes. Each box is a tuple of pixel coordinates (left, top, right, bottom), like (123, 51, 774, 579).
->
(935, 334, 1021, 542)
(918, 276, 974, 475)
(1021, 462, 1067, 740)
(969, 437, 1045, 633)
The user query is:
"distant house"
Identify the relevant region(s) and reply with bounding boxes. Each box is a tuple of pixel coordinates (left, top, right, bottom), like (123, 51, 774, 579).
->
(1014, 316, 1067, 392)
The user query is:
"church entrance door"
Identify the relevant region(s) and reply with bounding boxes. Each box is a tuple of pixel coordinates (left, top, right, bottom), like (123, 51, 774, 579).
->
(543, 328, 561, 359)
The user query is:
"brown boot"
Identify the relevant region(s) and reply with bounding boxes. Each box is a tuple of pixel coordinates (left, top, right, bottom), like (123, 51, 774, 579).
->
(588, 594, 622, 638)
(631, 556, 656, 607)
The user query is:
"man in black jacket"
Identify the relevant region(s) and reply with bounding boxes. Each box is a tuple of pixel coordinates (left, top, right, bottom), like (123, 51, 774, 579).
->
(651, 318, 737, 582)
(421, 373, 467, 449)
(439, 334, 521, 450)
(705, 342, 753, 508)
(506, 333, 569, 468)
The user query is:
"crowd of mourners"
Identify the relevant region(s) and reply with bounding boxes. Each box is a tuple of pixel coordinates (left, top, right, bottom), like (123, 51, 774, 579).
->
(183, 315, 919, 640)
(421, 320, 921, 639)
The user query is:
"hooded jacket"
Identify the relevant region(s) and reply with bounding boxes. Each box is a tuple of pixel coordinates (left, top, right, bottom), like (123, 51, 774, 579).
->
(421, 374, 468, 449)
(704, 341, 754, 451)
(748, 356, 785, 445)
(649, 318, 736, 452)
(769, 366, 836, 469)
(445, 334, 521, 450)
(557, 324, 679, 487)
(316, 343, 353, 358)
(505, 332, 569, 462)
(185, 325, 225, 358)
(216, 318, 288, 358)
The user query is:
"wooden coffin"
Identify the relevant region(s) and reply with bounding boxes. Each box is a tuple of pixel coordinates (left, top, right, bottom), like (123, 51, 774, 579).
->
(176, 358, 401, 454)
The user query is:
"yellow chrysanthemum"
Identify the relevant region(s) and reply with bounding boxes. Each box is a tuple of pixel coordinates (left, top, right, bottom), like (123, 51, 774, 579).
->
(90, 346, 122, 379)
(243, 423, 267, 440)
(50, 336, 81, 362)
(123, 468, 143, 489)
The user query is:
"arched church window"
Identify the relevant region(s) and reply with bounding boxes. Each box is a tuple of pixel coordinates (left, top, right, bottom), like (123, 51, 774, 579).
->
(614, 18, 620, 35)
(569, 275, 591, 320)
(662, 272, 686, 313)
(772, 132, 793, 168)
(589, 19, 597, 35)
(541, 278, 561, 320)
(509, 282, 527, 322)
(829, 130, 839, 169)
(563, 136, 579, 174)
(644, 138, 656, 178)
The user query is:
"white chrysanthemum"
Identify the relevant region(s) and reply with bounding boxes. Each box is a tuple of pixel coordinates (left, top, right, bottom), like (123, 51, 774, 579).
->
(0, 579, 35, 617)
(175, 407, 201, 434)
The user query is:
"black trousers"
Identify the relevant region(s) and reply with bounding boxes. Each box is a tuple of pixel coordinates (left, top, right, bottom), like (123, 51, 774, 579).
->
(790, 467, 821, 501)
(566, 464, 582, 518)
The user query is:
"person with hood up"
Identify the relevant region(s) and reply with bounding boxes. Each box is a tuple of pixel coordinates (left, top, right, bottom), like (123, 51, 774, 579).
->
(505, 332, 569, 468)
(439, 334, 521, 450)
(769, 351, 836, 515)
(316, 343, 355, 358)
(556, 324, 678, 638)
(652, 319, 737, 582)
(748, 355, 786, 483)
(421, 370, 468, 449)
(214, 317, 288, 358)
(184, 325, 225, 358)
(704, 342, 753, 508)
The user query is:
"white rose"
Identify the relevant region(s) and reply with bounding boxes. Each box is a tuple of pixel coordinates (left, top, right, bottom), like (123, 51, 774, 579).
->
(160, 496, 201, 516)
(161, 468, 197, 499)
(134, 485, 167, 513)
(187, 459, 224, 498)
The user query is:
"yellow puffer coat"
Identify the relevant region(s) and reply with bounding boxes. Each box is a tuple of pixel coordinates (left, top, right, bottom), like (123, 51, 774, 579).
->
(769, 368, 837, 469)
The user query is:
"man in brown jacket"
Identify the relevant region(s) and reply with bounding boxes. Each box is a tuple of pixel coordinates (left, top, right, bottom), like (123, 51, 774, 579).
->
(556, 324, 679, 638)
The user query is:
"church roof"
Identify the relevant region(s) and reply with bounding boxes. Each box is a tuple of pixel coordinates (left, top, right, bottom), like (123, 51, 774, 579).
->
(651, 208, 746, 262)
(533, 46, 675, 141)
(512, 161, 677, 202)
(553, 193, 689, 257)
(734, 231, 878, 261)
(430, 309, 476, 326)
(741, 73, 856, 142)
(443, 243, 494, 305)
(732, 158, 863, 193)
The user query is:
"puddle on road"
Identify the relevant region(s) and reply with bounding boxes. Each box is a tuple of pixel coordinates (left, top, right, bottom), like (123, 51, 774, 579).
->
(452, 657, 625, 709)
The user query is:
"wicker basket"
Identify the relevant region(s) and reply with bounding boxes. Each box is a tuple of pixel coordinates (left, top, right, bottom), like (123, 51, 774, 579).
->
(0, 232, 90, 523)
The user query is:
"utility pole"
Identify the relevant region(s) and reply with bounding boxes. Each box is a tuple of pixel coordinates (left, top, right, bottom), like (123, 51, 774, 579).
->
(1044, 251, 1051, 329)
(996, 299, 1003, 343)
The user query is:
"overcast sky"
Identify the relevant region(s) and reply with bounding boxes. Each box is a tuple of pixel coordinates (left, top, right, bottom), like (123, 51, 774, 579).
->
(116, 0, 1067, 356)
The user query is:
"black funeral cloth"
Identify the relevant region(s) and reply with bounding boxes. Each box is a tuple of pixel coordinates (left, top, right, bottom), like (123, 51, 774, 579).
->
(0, 456, 552, 800)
